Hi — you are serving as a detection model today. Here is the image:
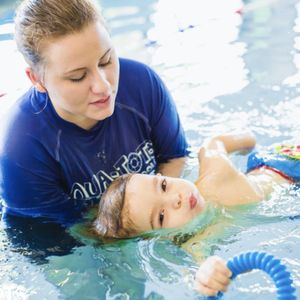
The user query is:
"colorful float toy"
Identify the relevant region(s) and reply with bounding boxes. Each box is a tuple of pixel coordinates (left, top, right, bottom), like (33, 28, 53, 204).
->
(275, 145, 300, 160)
(208, 251, 297, 299)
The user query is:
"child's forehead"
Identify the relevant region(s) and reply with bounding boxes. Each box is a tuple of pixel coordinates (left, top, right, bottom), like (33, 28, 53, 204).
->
(122, 175, 157, 231)
(125, 174, 158, 203)
(127, 173, 155, 187)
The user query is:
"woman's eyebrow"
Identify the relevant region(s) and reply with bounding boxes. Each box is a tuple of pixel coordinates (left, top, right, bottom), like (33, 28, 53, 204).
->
(63, 48, 112, 75)
(64, 66, 86, 75)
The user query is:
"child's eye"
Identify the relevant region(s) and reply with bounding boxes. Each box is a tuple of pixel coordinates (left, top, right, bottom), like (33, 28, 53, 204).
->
(159, 209, 164, 226)
(161, 178, 167, 192)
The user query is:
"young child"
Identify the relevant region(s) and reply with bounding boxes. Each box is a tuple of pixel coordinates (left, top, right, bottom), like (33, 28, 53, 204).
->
(93, 132, 299, 296)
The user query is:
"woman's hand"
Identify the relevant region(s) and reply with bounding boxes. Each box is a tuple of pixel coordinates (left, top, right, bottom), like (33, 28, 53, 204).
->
(194, 256, 232, 296)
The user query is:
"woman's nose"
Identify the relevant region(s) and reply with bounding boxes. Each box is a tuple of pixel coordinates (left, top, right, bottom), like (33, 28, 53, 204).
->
(90, 69, 110, 95)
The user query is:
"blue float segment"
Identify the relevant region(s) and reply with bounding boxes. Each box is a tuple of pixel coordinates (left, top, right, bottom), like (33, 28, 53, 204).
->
(206, 251, 297, 300)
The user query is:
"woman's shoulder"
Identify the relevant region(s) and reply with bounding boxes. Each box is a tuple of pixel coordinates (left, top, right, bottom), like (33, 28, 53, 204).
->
(0, 87, 54, 147)
(118, 58, 167, 101)
(117, 58, 168, 115)
(3, 87, 47, 118)
(119, 57, 161, 83)
(119, 57, 152, 71)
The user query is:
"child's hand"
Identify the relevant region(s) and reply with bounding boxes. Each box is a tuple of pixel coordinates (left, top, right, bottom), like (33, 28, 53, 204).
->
(194, 256, 232, 296)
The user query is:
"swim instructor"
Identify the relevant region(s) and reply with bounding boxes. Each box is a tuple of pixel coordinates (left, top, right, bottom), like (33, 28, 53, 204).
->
(0, 0, 189, 224)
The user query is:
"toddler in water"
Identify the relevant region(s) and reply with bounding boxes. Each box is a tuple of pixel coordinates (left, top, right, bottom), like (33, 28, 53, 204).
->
(93, 132, 299, 295)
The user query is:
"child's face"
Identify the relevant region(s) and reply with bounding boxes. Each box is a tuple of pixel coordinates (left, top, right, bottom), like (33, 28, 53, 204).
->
(123, 174, 206, 234)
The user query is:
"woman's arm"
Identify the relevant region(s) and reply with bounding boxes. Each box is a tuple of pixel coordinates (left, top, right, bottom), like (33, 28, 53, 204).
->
(0, 127, 83, 223)
(141, 63, 189, 177)
(157, 156, 188, 177)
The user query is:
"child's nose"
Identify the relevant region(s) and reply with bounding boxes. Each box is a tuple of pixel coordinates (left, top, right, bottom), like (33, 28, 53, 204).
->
(171, 195, 182, 209)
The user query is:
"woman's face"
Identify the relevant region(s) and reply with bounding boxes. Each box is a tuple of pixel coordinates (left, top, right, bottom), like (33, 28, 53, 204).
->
(40, 21, 119, 129)
(123, 174, 206, 234)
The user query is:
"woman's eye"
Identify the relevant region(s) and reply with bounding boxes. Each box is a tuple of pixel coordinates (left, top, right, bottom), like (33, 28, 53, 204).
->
(161, 178, 167, 192)
(70, 73, 86, 82)
(98, 59, 111, 67)
(159, 210, 164, 226)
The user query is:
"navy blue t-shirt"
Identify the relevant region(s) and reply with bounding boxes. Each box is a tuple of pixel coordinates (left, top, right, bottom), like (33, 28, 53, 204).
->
(0, 58, 189, 224)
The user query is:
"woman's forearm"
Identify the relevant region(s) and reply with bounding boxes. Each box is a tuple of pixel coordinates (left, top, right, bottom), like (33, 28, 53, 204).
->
(157, 156, 188, 177)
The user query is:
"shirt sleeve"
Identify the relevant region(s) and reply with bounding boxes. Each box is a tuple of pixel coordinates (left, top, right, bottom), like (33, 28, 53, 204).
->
(0, 134, 82, 225)
(146, 66, 190, 163)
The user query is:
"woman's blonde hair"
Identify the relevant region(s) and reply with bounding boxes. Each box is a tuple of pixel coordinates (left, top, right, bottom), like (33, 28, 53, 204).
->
(14, 0, 103, 72)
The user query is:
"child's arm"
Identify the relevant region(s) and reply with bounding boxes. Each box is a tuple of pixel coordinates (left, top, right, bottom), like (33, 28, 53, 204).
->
(194, 256, 232, 296)
(197, 131, 256, 175)
(203, 132, 256, 154)
(196, 132, 262, 205)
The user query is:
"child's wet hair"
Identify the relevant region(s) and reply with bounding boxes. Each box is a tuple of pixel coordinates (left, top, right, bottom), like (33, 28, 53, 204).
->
(93, 173, 138, 238)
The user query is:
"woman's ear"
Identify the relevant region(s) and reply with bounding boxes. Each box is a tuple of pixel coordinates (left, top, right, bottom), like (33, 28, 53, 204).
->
(25, 67, 47, 93)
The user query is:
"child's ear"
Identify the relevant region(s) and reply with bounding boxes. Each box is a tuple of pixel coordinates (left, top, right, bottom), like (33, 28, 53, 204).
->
(25, 67, 47, 93)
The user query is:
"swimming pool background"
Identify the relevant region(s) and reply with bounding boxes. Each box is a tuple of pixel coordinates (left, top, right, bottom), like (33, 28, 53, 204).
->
(0, 0, 300, 299)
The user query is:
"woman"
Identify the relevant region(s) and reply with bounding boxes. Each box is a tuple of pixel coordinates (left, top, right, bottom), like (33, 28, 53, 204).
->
(0, 0, 189, 224)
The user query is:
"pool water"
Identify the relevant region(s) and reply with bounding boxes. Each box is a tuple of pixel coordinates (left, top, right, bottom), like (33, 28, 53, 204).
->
(1, 0, 300, 299)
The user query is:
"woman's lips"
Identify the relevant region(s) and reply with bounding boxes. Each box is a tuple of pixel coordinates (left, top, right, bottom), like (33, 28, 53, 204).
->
(90, 96, 110, 107)
(189, 194, 198, 209)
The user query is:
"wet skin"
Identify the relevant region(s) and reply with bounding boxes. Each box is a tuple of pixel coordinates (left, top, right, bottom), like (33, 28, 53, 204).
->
(124, 174, 206, 233)
(28, 21, 120, 130)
